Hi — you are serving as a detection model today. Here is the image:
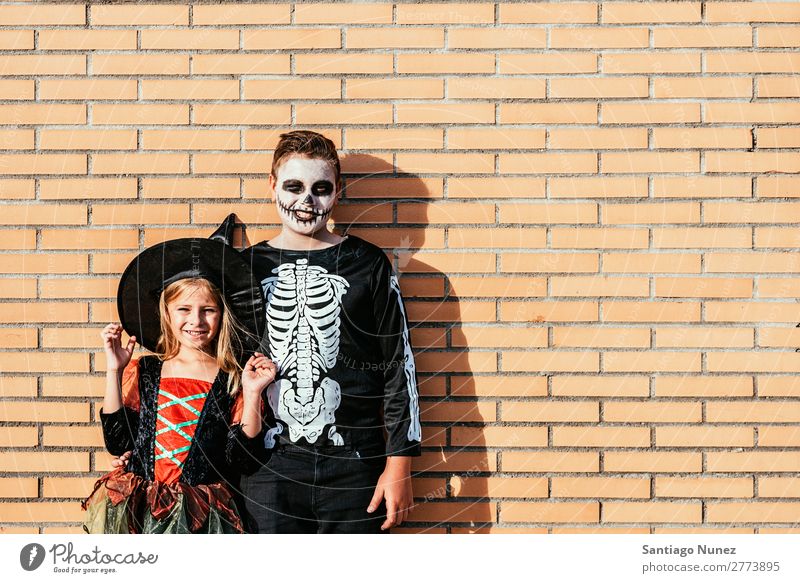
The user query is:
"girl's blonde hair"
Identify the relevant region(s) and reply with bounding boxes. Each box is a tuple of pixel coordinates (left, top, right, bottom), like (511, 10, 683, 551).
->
(155, 278, 246, 394)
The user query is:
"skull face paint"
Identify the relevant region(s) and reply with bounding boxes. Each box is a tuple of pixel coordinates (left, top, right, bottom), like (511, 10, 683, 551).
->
(271, 156, 339, 236)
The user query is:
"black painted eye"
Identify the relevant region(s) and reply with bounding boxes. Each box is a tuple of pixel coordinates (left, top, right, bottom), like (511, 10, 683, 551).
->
(282, 180, 304, 193)
(312, 180, 334, 196)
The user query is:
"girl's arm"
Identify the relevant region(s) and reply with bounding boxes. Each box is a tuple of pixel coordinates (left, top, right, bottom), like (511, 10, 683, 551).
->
(99, 323, 139, 456)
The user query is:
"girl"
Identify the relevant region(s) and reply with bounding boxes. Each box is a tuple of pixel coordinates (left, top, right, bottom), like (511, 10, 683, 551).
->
(82, 238, 276, 534)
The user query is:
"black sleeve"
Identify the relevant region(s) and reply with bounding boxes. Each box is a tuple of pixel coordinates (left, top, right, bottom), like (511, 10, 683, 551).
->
(371, 253, 422, 457)
(226, 424, 270, 475)
(99, 407, 139, 457)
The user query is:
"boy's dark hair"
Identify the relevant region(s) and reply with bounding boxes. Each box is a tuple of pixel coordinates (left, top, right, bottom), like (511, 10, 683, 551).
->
(271, 130, 341, 183)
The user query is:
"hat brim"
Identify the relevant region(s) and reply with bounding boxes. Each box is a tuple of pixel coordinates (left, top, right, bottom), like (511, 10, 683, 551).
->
(117, 238, 265, 360)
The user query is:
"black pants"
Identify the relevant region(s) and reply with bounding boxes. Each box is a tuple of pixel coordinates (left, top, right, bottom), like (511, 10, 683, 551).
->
(240, 442, 388, 534)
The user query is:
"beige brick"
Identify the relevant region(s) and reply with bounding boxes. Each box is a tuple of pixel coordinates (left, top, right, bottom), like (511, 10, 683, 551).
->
(40, 178, 136, 200)
(194, 104, 290, 125)
(141, 29, 238, 50)
(397, 103, 495, 124)
(92, 54, 189, 75)
(549, 128, 647, 150)
(42, 476, 100, 499)
(448, 177, 544, 199)
(245, 79, 341, 100)
(604, 401, 702, 422)
(0, 203, 87, 225)
(42, 376, 105, 398)
(657, 426, 754, 447)
(500, 202, 598, 225)
(346, 27, 443, 48)
(500, 53, 597, 74)
(759, 327, 800, 348)
(603, 253, 701, 273)
(656, 477, 753, 498)
(605, 452, 702, 473)
(409, 501, 497, 523)
(605, 351, 702, 373)
(450, 476, 547, 498)
(654, 228, 751, 249)
(0, 55, 85, 74)
(707, 152, 800, 174)
(0, 478, 37, 498)
(91, 4, 187, 25)
(450, 128, 546, 152)
(759, 477, 800, 498)
(93, 153, 189, 175)
(708, 401, 800, 423)
(0, 180, 34, 200)
(602, 152, 699, 174)
(451, 426, 547, 448)
(501, 300, 599, 323)
(603, 202, 700, 224)
(709, 351, 800, 373)
(0, 426, 37, 447)
(656, 326, 753, 348)
(0, 376, 37, 397)
(413, 451, 496, 473)
(0, 30, 33, 50)
(602, 102, 701, 124)
(0, 130, 33, 150)
(653, 176, 752, 198)
(91, 204, 189, 226)
(708, 52, 800, 73)
(758, 176, 800, 198)
(0, 80, 33, 100)
(757, 127, 800, 148)
(707, 103, 800, 124)
(655, 26, 752, 48)
(0, 232, 35, 251)
(141, 80, 238, 100)
(501, 502, 599, 523)
(93, 104, 188, 126)
(551, 76, 648, 98)
(551, 176, 647, 198)
(759, 377, 800, 397)
(553, 325, 651, 348)
(552, 375, 649, 397)
(0, 255, 88, 276)
(398, 53, 494, 74)
(346, 78, 440, 99)
(500, 3, 597, 24)
(502, 401, 599, 422)
(706, 3, 800, 23)
(655, 76, 753, 99)
(448, 27, 546, 48)
(295, 3, 391, 24)
(192, 54, 289, 75)
(0, 5, 85, 25)
(501, 153, 597, 174)
(553, 426, 650, 447)
(501, 102, 598, 124)
(193, 4, 290, 25)
(296, 103, 391, 125)
(551, 276, 650, 297)
(707, 301, 800, 323)
(603, 2, 701, 23)
(554, 229, 649, 250)
(451, 375, 547, 398)
(0, 104, 85, 125)
(710, 451, 800, 472)
(297, 53, 393, 74)
(502, 451, 599, 473)
(758, 26, 800, 47)
(708, 503, 800, 523)
(758, 76, 800, 97)
(604, 300, 701, 323)
(448, 275, 546, 296)
(552, 477, 650, 498)
(559, 27, 649, 49)
(39, 30, 137, 50)
(0, 399, 89, 422)
(451, 326, 547, 349)
(759, 425, 800, 447)
(604, 53, 700, 74)
(244, 28, 339, 49)
(655, 277, 753, 298)
(706, 252, 800, 273)
(0, 502, 85, 522)
(40, 130, 137, 151)
(605, 502, 702, 523)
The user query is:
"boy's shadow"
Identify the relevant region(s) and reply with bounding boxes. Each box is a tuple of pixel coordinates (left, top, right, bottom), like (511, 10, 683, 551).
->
(217, 154, 495, 533)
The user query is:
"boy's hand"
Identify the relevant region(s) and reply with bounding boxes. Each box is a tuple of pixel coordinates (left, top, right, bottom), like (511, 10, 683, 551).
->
(367, 456, 413, 531)
(241, 352, 277, 397)
(101, 323, 136, 373)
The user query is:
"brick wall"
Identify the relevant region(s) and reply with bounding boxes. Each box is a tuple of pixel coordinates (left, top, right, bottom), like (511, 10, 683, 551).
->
(1, 1, 799, 533)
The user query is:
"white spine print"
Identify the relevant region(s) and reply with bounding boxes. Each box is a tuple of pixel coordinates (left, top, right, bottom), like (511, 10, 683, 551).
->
(262, 259, 349, 445)
(389, 273, 422, 442)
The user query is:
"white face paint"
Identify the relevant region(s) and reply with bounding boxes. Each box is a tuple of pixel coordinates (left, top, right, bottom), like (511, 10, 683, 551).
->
(270, 156, 339, 237)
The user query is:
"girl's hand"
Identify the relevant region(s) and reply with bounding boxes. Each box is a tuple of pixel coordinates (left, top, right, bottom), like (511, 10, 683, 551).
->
(241, 352, 277, 397)
(101, 323, 136, 373)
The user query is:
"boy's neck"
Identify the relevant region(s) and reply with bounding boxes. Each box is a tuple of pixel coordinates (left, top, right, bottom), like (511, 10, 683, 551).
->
(270, 227, 345, 251)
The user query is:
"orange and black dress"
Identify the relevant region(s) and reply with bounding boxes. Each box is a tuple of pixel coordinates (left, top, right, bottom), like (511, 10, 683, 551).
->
(82, 355, 267, 534)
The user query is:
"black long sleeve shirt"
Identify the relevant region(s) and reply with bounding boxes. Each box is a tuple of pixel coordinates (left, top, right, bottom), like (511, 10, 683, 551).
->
(242, 234, 422, 457)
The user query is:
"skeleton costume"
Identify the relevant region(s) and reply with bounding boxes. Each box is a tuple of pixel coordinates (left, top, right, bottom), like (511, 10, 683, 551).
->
(82, 238, 267, 534)
(240, 230, 422, 533)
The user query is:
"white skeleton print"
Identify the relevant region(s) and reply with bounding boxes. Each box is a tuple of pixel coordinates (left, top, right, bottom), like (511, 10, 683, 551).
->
(261, 258, 349, 446)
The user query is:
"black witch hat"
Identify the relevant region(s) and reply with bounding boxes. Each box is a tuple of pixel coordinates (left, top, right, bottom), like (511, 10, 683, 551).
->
(117, 232, 265, 361)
